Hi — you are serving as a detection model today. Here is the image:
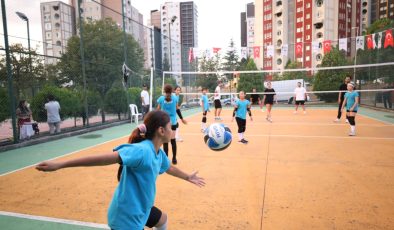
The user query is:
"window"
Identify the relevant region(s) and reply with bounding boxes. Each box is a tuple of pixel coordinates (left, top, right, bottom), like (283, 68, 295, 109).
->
(306, 24, 311, 30)
(46, 32, 52, 39)
(306, 14, 310, 19)
(46, 42, 52, 49)
(306, 35, 310, 40)
(306, 45, 310, 51)
(45, 23, 51, 30)
(316, 0, 324, 7)
(277, 58, 282, 65)
(316, 54, 322, 61)
(306, 56, 310, 61)
(306, 3, 311, 8)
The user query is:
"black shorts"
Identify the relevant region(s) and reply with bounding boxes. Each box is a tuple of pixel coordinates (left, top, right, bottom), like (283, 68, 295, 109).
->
(171, 123, 179, 130)
(146, 206, 162, 228)
(214, 99, 222, 109)
(346, 110, 358, 113)
(295, 100, 305, 105)
(264, 100, 274, 105)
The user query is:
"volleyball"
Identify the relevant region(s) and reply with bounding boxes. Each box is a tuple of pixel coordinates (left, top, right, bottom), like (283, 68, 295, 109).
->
(204, 123, 232, 151)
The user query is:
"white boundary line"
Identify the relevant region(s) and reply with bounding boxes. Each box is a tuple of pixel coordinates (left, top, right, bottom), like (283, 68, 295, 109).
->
(183, 121, 393, 127)
(180, 132, 394, 140)
(0, 211, 109, 229)
(0, 111, 201, 177)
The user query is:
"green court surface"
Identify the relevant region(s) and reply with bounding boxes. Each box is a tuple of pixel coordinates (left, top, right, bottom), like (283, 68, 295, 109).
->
(0, 107, 392, 229)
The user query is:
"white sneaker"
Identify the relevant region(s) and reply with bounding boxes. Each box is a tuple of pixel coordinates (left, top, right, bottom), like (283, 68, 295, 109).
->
(345, 119, 349, 123)
(348, 132, 356, 136)
(176, 138, 183, 142)
(333, 118, 340, 122)
(201, 128, 206, 133)
(268, 118, 273, 123)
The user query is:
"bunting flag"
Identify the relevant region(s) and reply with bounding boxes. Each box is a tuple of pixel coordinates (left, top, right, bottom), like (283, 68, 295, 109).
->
(205, 49, 212, 59)
(384, 29, 394, 48)
(367, 34, 373, 49)
(188, 47, 194, 63)
(281, 44, 288, 57)
(253, 46, 260, 58)
(266, 45, 274, 57)
(212, 47, 221, 54)
(240, 47, 248, 59)
(295, 42, 303, 57)
(339, 38, 347, 51)
(323, 40, 331, 53)
(193, 47, 200, 59)
(312, 41, 320, 54)
(356, 36, 365, 50)
(377, 32, 383, 49)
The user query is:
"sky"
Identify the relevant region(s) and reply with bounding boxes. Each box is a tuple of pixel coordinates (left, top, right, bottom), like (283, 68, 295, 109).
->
(1, 0, 252, 54)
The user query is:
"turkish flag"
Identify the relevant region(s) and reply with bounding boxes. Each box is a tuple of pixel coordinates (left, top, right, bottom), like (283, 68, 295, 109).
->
(295, 42, 303, 57)
(323, 40, 331, 53)
(188, 47, 194, 63)
(253, 46, 260, 58)
(384, 29, 394, 48)
(213, 47, 221, 54)
(366, 35, 373, 49)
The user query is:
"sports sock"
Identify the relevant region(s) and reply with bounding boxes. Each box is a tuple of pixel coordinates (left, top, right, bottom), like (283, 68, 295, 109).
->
(171, 139, 177, 159)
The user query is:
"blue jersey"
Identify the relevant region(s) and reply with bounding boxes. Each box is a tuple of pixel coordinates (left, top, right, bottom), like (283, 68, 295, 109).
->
(235, 99, 250, 119)
(157, 95, 178, 125)
(108, 140, 170, 230)
(201, 94, 209, 111)
(344, 91, 359, 111)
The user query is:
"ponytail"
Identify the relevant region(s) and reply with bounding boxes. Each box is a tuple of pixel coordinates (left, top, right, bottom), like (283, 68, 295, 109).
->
(117, 111, 170, 181)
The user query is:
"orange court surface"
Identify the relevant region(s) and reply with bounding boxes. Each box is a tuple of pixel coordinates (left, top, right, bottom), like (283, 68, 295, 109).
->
(1, 108, 394, 230)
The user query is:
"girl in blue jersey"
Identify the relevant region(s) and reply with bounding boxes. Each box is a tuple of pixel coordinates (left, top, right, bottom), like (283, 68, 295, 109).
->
(200, 87, 210, 132)
(36, 110, 204, 230)
(157, 84, 187, 164)
(341, 82, 359, 136)
(231, 91, 253, 144)
(174, 86, 183, 142)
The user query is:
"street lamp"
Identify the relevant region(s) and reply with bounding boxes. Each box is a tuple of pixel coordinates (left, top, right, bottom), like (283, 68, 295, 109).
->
(351, 26, 359, 85)
(168, 15, 177, 72)
(16, 11, 33, 95)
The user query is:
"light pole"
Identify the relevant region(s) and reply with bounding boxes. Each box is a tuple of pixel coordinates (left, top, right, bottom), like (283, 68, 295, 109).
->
(351, 26, 359, 85)
(16, 11, 33, 96)
(168, 16, 177, 72)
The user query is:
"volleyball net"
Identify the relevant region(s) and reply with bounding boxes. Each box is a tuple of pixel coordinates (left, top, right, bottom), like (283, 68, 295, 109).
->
(162, 62, 394, 109)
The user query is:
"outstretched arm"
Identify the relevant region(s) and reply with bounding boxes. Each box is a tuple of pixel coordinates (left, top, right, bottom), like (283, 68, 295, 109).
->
(166, 166, 205, 187)
(36, 152, 121, 172)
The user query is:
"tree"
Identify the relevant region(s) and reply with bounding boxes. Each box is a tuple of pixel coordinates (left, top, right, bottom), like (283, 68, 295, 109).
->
(313, 47, 350, 102)
(365, 18, 394, 35)
(221, 39, 240, 83)
(0, 88, 9, 123)
(280, 60, 309, 81)
(0, 44, 46, 102)
(57, 18, 144, 122)
(197, 54, 221, 92)
(105, 87, 128, 120)
(237, 58, 264, 93)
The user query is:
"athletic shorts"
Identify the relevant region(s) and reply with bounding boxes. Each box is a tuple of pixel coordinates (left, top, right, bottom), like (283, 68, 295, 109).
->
(214, 99, 222, 109)
(346, 110, 358, 113)
(264, 100, 274, 105)
(295, 100, 305, 105)
(171, 123, 179, 131)
(110, 206, 162, 230)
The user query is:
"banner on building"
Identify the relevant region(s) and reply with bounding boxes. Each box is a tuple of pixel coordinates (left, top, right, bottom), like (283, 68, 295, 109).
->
(281, 44, 288, 57)
(323, 40, 331, 53)
(213, 47, 221, 54)
(295, 42, 303, 57)
(312, 41, 320, 54)
(188, 48, 194, 63)
(266, 45, 274, 57)
(240, 47, 248, 59)
(193, 48, 200, 59)
(253, 46, 260, 58)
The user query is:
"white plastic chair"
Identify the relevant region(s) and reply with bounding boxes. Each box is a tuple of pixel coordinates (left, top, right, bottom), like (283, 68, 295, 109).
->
(129, 104, 142, 124)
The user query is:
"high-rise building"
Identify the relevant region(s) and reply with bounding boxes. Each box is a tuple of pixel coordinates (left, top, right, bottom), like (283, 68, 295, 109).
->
(240, 3, 255, 55)
(161, 1, 198, 84)
(69, 0, 145, 51)
(40, 1, 76, 65)
(370, 0, 394, 21)
(254, 0, 362, 73)
(146, 10, 162, 71)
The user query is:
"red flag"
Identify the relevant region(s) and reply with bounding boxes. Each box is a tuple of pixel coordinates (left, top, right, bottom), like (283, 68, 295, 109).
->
(253, 46, 260, 58)
(367, 35, 373, 49)
(213, 47, 221, 54)
(188, 47, 194, 63)
(323, 40, 331, 53)
(295, 42, 303, 57)
(384, 29, 394, 48)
